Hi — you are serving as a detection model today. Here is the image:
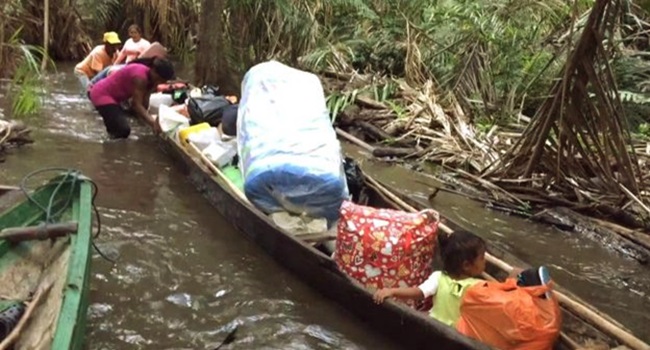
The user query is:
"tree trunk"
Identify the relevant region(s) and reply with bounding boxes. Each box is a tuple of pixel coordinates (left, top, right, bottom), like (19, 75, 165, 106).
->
(144, 6, 152, 40)
(195, 0, 238, 95)
(0, 16, 5, 77)
(41, 0, 49, 71)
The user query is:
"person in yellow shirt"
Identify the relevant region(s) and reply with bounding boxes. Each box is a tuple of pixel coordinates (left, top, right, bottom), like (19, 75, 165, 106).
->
(74, 32, 121, 94)
(373, 230, 486, 327)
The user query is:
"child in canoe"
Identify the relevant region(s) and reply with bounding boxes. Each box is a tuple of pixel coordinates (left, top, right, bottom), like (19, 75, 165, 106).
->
(373, 230, 551, 328)
(374, 230, 486, 327)
(88, 57, 175, 139)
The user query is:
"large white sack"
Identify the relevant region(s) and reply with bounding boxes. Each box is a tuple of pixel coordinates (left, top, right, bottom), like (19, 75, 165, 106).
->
(237, 61, 348, 224)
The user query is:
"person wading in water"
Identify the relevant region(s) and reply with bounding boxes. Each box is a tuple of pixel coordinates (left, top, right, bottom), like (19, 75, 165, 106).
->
(114, 24, 151, 64)
(88, 57, 175, 139)
(74, 32, 121, 93)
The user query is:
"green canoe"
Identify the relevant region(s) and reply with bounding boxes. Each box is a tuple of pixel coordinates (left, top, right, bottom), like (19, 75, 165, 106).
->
(0, 170, 95, 350)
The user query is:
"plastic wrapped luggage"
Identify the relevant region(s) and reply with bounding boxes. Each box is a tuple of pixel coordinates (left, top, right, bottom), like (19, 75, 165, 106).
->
(238, 61, 348, 223)
(334, 201, 439, 310)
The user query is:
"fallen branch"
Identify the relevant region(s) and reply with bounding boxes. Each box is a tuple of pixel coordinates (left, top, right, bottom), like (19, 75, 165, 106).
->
(372, 147, 417, 158)
(335, 127, 375, 153)
(355, 96, 388, 109)
(590, 217, 650, 252)
(619, 184, 650, 217)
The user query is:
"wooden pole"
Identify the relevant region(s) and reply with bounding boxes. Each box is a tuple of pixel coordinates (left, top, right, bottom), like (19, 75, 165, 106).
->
(0, 281, 53, 350)
(0, 222, 78, 242)
(185, 141, 249, 203)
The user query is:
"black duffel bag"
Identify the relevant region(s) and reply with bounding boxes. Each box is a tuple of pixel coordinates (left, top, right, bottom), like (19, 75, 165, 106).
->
(187, 91, 231, 126)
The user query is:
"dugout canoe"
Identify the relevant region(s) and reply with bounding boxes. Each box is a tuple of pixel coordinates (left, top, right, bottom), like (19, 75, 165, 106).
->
(0, 170, 94, 350)
(158, 132, 646, 350)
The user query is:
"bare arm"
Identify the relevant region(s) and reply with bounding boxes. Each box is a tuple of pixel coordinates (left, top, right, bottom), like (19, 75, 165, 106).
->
(373, 287, 425, 304)
(131, 78, 157, 130)
(114, 50, 126, 64)
(143, 91, 151, 110)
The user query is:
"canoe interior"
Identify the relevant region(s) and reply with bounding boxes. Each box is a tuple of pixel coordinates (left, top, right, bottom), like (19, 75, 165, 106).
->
(159, 132, 636, 349)
(159, 135, 493, 349)
(0, 174, 93, 350)
(377, 181, 628, 349)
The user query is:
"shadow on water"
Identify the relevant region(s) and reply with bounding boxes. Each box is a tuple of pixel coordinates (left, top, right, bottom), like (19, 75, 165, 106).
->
(1, 65, 399, 349)
(343, 145, 650, 342)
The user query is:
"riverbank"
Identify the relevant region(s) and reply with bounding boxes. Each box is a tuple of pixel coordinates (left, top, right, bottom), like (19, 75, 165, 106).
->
(0, 119, 33, 162)
(323, 71, 650, 266)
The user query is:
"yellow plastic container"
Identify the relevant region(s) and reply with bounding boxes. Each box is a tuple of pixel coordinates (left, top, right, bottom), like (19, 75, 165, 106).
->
(178, 122, 211, 145)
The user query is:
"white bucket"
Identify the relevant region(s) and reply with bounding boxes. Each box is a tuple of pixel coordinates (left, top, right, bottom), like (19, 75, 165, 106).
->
(149, 93, 174, 111)
(203, 140, 237, 168)
(187, 127, 221, 151)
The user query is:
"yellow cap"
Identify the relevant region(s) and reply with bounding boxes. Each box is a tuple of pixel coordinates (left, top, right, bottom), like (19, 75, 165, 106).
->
(103, 32, 121, 45)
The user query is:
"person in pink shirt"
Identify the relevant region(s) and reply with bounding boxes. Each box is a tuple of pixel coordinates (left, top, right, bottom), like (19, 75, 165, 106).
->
(88, 57, 174, 139)
(114, 24, 151, 64)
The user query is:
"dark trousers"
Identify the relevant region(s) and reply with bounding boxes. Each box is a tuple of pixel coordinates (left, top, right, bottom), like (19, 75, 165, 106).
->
(95, 104, 131, 139)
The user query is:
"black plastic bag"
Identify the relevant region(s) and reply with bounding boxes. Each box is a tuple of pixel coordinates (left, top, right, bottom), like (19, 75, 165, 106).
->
(187, 94, 232, 126)
(343, 157, 364, 202)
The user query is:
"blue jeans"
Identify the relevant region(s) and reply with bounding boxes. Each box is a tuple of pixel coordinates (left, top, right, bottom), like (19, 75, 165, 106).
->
(74, 69, 90, 96)
(90, 64, 125, 85)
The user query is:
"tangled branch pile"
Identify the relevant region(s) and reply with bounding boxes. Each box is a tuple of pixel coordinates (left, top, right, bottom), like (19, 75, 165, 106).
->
(314, 1, 650, 232)
(484, 0, 649, 226)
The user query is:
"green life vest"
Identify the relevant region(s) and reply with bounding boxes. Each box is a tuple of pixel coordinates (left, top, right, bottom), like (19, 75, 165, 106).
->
(430, 273, 481, 327)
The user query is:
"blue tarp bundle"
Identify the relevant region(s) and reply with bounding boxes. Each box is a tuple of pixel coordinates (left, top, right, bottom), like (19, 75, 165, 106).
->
(237, 61, 349, 224)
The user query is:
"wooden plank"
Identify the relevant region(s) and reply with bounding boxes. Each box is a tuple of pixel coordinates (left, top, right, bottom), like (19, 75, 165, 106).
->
(298, 232, 337, 244)
(0, 190, 24, 216)
(51, 181, 93, 350)
(0, 185, 20, 192)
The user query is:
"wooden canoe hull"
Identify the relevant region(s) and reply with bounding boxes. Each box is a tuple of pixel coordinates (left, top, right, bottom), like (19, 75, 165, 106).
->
(158, 135, 490, 350)
(0, 173, 93, 350)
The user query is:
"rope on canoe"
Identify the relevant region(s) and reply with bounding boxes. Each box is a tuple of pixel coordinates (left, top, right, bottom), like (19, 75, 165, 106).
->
(19, 167, 114, 263)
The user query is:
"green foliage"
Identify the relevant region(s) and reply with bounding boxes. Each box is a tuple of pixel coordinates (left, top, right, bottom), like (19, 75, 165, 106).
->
(1, 26, 49, 117)
(10, 44, 47, 118)
(638, 122, 650, 137)
(223, 0, 593, 121)
(327, 89, 359, 124)
(80, 0, 200, 60)
(611, 53, 650, 130)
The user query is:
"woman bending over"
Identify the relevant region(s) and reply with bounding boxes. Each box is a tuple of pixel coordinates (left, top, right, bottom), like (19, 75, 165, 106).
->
(88, 57, 174, 139)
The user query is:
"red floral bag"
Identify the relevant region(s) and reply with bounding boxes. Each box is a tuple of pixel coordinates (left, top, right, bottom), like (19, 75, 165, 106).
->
(335, 201, 439, 310)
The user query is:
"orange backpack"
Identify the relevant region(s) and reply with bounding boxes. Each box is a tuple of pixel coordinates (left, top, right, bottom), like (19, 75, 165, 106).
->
(456, 278, 561, 350)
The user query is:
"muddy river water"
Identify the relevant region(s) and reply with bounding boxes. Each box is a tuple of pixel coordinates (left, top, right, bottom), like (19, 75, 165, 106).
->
(0, 65, 649, 348)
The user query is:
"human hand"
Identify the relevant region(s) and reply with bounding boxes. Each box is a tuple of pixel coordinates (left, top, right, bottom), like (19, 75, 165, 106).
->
(373, 289, 394, 304)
